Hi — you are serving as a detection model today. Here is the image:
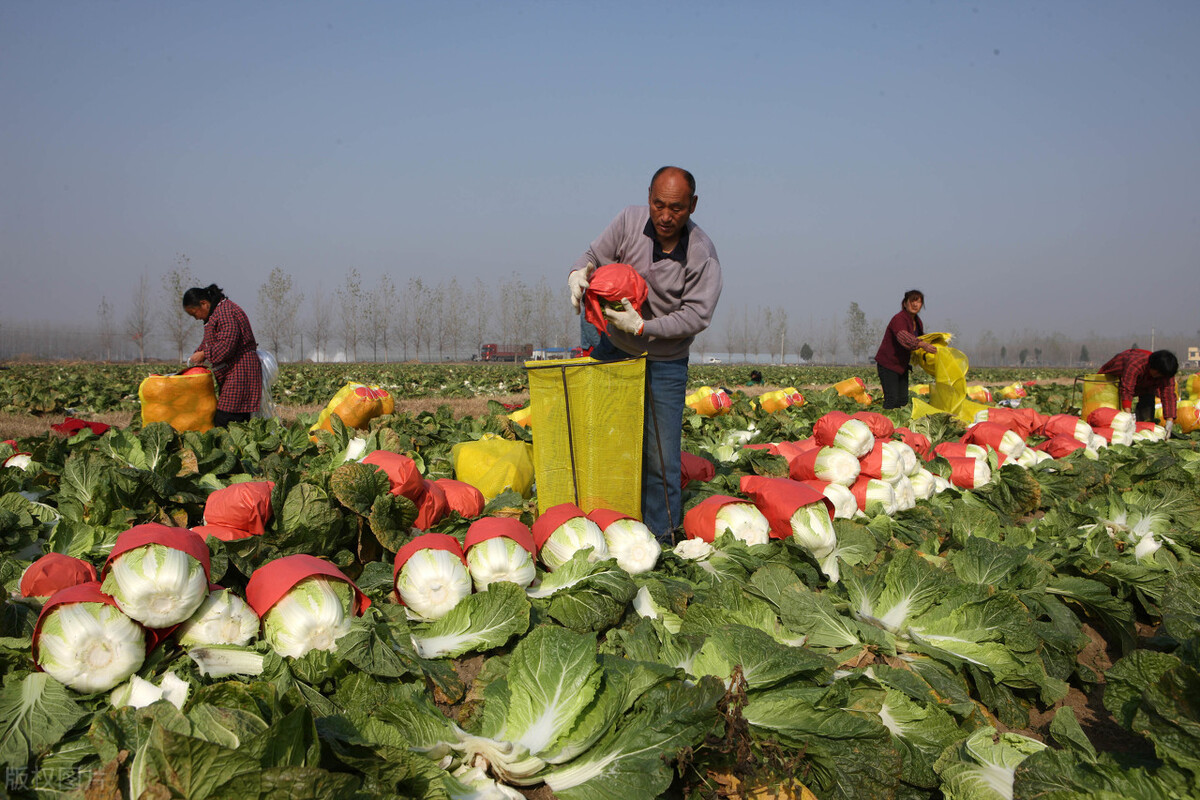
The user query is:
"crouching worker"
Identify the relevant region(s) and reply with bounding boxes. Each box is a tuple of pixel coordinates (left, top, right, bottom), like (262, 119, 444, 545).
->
(1097, 348, 1178, 438)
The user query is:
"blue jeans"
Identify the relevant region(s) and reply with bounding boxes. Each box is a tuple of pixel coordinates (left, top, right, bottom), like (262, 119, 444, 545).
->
(592, 336, 688, 542)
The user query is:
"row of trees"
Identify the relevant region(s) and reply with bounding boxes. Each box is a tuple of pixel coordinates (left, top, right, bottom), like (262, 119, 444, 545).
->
(1, 260, 1196, 367)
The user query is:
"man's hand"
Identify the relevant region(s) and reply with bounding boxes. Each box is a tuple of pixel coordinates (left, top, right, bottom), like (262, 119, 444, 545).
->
(604, 298, 645, 335)
(568, 263, 595, 313)
(188, 350, 205, 367)
(1164, 419, 1174, 439)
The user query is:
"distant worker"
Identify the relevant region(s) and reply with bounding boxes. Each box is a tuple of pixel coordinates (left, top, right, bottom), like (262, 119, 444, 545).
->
(567, 166, 723, 543)
(1097, 348, 1177, 437)
(746, 369, 764, 386)
(183, 284, 261, 428)
(875, 289, 937, 409)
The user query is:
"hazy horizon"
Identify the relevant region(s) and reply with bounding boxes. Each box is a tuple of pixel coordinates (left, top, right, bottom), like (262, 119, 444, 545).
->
(3, 2, 1198, 349)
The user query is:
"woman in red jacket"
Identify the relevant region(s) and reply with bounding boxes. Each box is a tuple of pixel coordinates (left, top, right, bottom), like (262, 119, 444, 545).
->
(183, 284, 262, 427)
(874, 289, 937, 409)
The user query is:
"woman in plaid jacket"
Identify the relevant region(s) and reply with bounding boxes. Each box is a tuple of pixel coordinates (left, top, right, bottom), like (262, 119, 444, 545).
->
(183, 284, 262, 427)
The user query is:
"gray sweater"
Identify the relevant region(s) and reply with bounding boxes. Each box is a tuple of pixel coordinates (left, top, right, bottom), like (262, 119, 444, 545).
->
(573, 205, 723, 361)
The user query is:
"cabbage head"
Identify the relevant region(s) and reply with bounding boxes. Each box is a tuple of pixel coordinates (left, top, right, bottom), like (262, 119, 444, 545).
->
(466, 537, 536, 592)
(262, 576, 354, 658)
(176, 588, 259, 648)
(540, 517, 609, 572)
(397, 549, 473, 620)
(101, 544, 208, 628)
(602, 518, 661, 574)
(37, 602, 145, 693)
(714, 503, 770, 545)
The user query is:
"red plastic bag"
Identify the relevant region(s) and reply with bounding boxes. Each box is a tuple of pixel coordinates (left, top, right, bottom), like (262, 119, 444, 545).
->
(435, 478, 486, 519)
(195, 481, 274, 542)
(583, 264, 649, 335)
(465, 518, 536, 557)
(364, 451, 425, 502)
(738, 476, 831, 540)
(20, 553, 97, 598)
(683, 495, 748, 543)
(851, 412, 894, 438)
(532, 503, 588, 550)
(680, 452, 715, 489)
(247, 554, 370, 618)
(414, 479, 449, 530)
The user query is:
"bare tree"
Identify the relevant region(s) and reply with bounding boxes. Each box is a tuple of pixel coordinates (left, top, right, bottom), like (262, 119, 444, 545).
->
(844, 302, 872, 362)
(529, 277, 558, 354)
(820, 316, 840, 363)
(257, 266, 304, 361)
(402, 277, 430, 361)
(723, 306, 744, 362)
(160, 254, 196, 361)
(445, 277, 463, 359)
(308, 287, 333, 362)
(98, 296, 115, 361)
(374, 274, 397, 361)
(125, 273, 154, 362)
(468, 277, 491, 359)
(336, 268, 364, 361)
(763, 306, 788, 364)
(428, 283, 447, 360)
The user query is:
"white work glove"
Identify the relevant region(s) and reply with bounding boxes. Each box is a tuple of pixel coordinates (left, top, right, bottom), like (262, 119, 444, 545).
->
(604, 298, 645, 335)
(568, 263, 595, 313)
(1164, 420, 1174, 439)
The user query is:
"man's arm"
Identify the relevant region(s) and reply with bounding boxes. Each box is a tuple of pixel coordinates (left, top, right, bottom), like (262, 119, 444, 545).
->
(1116, 359, 1143, 411)
(639, 255, 723, 341)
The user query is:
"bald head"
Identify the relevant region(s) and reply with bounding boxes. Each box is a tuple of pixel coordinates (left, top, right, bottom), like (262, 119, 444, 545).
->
(647, 166, 698, 254)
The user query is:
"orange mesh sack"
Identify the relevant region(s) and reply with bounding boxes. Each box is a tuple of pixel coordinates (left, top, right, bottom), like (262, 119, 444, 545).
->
(309, 383, 395, 440)
(1177, 400, 1198, 434)
(138, 369, 217, 432)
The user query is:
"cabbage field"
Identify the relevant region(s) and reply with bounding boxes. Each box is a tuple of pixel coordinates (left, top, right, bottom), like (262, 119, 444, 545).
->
(1, 363, 1198, 799)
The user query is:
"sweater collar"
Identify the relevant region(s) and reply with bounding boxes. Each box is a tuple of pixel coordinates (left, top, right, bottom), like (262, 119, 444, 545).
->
(643, 218, 689, 264)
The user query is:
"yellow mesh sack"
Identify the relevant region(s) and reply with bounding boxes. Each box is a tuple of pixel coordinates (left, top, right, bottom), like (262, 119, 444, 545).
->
(450, 434, 535, 501)
(1177, 401, 1198, 434)
(138, 371, 217, 432)
(1186, 373, 1200, 401)
(527, 355, 645, 519)
(909, 333, 986, 423)
(1077, 374, 1119, 420)
(309, 383, 394, 441)
(833, 377, 866, 397)
(686, 385, 732, 416)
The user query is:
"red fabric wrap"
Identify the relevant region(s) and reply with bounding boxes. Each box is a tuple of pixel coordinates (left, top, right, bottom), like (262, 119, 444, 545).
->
(788, 448, 823, 482)
(849, 476, 873, 512)
(50, 417, 111, 436)
(192, 524, 255, 542)
(414, 479, 449, 530)
(32, 581, 142, 662)
(851, 412, 894, 438)
(465, 518, 536, 557)
(683, 495, 747, 543)
(586, 508, 636, 532)
(1134, 421, 1157, 432)
(934, 442, 974, 459)
(103, 524, 211, 582)
(435, 479, 486, 519)
(1035, 436, 1087, 457)
(1087, 408, 1121, 429)
(893, 427, 932, 458)
(962, 422, 1014, 453)
(532, 503, 587, 549)
(858, 443, 885, 480)
(812, 412, 853, 448)
(1091, 426, 1115, 443)
(680, 452, 716, 489)
(204, 481, 274, 535)
(246, 554, 370, 618)
(946, 456, 981, 489)
(363, 451, 426, 502)
(775, 439, 819, 465)
(582, 263, 649, 335)
(20, 553, 98, 598)
(1039, 414, 1087, 440)
(977, 408, 1042, 439)
(739, 476, 832, 539)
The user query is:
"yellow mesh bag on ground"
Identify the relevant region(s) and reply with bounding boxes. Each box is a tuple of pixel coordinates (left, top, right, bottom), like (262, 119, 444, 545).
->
(1177, 401, 1198, 433)
(450, 434, 535, 501)
(1186, 373, 1200, 401)
(138, 371, 217, 432)
(309, 383, 394, 441)
(527, 355, 645, 519)
(1077, 373, 1119, 420)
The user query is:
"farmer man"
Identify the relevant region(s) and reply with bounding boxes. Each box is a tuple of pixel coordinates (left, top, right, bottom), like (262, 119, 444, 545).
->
(1098, 348, 1178, 438)
(567, 166, 723, 542)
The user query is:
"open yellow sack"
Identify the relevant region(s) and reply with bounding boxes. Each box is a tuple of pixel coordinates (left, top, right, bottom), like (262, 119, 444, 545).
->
(138, 370, 217, 432)
(909, 332, 987, 423)
(1078, 374, 1119, 420)
(451, 433, 535, 501)
(309, 383, 394, 441)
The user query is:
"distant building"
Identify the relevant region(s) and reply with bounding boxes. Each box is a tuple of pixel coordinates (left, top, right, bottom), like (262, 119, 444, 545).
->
(1187, 346, 1199, 367)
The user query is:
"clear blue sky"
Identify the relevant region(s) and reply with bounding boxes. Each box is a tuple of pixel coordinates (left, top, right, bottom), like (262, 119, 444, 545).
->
(2, 0, 1198, 344)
